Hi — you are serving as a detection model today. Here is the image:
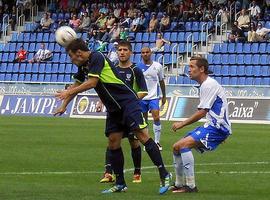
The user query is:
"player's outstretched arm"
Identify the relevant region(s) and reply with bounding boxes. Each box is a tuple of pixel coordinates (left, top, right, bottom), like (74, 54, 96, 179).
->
(172, 109, 207, 132)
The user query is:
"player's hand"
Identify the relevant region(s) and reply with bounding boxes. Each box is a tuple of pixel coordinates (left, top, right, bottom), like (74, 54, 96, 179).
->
(53, 106, 66, 116)
(55, 90, 70, 100)
(172, 121, 184, 132)
(161, 96, 166, 106)
(96, 101, 103, 112)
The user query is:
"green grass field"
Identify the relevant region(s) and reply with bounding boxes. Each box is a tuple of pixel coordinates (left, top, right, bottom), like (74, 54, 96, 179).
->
(0, 116, 269, 200)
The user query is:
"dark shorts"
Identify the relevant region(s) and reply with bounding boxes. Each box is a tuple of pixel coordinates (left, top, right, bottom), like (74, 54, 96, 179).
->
(105, 102, 148, 137)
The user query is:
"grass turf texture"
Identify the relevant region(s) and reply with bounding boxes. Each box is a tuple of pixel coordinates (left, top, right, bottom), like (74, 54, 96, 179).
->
(0, 116, 269, 200)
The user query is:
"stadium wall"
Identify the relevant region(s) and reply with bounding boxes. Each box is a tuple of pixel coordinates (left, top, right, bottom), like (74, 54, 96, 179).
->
(0, 83, 270, 124)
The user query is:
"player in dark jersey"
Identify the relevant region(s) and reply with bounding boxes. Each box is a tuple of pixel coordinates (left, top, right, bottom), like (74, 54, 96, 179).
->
(54, 38, 171, 194)
(99, 41, 147, 184)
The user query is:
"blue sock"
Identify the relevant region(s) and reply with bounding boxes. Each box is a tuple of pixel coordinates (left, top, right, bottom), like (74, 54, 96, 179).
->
(180, 148, 195, 188)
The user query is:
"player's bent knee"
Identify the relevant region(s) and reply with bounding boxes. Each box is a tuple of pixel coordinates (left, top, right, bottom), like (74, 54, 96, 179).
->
(134, 128, 150, 144)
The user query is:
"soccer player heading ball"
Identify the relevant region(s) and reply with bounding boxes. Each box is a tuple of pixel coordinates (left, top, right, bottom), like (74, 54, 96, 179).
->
(54, 38, 171, 194)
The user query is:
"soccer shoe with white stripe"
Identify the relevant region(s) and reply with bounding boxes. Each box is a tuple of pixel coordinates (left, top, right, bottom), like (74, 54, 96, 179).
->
(101, 184, 128, 194)
(156, 142, 163, 151)
(159, 173, 172, 194)
(100, 173, 115, 183)
(172, 185, 198, 193)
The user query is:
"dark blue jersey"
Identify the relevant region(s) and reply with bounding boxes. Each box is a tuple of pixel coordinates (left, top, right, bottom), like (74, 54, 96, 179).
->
(73, 51, 139, 112)
(116, 64, 148, 95)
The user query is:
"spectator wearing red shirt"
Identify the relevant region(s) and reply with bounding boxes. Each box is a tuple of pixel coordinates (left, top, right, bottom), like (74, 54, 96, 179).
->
(13, 46, 27, 62)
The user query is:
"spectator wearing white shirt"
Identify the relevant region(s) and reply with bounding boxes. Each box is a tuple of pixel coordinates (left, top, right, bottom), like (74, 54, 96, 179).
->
(130, 12, 140, 32)
(114, 3, 122, 19)
(248, 0, 261, 20)
(248, 22, 270, 42)
(107, 42, 119, 65)
(29, 43, 52, 63)
(237, 9, 250, 31)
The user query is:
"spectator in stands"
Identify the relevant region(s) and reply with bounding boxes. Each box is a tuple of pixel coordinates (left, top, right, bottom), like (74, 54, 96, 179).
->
(237, 9, 250, 31)
(101, 23, 121, 43)
(217, 4, 229, 24)
(228, 21, 245, 43)
(248, 0, 261, 20)
(127, 3, 138, 18)
(77, 12, 90, 32)
(28, 43, 52, 63)
(248, 22, 270, 42)
(120, 12, 131, 28)
(159, 13, 170, 32)
(151, 32, 171, 52)
(106, 13, 116, 30)
(204, 2, 215, 21)
(137, 13, 147, 31)
(79, 3, 89, 17)
(69, 14, 81, 31)
(13, 46, 27, 63)
(148, 13, 158, 32)
(114, 3, 123, 19)
(183, 2, 196, 21)
(37, 12, 54, 31)
(120, 26, 129, 41)
(107, 42, 119, 65)
(95, 12, 108, 30)
(130, 12, 140, 32)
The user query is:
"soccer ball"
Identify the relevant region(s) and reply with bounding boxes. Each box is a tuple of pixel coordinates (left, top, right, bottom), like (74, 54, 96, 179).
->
(55, 26, 77, 47)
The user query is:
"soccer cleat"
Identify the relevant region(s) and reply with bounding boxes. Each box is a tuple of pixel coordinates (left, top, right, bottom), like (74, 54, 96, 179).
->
(159, 173, 172, 194)
(101, 184, 128, 194)
(172, 185, 198, 193)
(169, 184, 184, 191)
(132, 174, 142, 183)
(100, 173, 115, 183)
(156, 142, 163, 151)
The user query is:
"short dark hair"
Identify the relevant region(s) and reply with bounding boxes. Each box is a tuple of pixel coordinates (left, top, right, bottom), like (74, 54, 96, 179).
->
(190, 56, 211, 74)
(117, 40, 132, 51)
(66, 38, 89, 53)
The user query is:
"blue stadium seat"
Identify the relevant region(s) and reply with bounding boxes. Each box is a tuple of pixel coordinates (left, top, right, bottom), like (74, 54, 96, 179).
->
(149, 33, 156, 42)
(0, 63, 8, 72)
(59, 64, 65, 73)
(185, 22, 192, 31)
(65, 13, 70, 20)
(178, 43, 185, 53)
(10, 43, 16, 51)
(221, 76, 229, 85)
(66, 64, 72, 73)
(207, 54, 213, 64)
(192, 22, 200, 31)
(6, 64, 13, 73)
(13, 63, 19, 73)
(229, 77, 237, 85)
(49, 33, 55, 42)
(236, 43, 243, 53)
(52, 64, 59, 73)
(5, 73, 12, 81)
(64, 74, 71, 82)
(2, 53, 9, 62)
(252, 54, 260, 65)
(193, 32, 199, 42)
(142, 33, 149, 42)
(29, 33, 36, 42)
(11, 32, 18, 42)
(183, 76, 191, 84)
(213, 54, 221, 65)
(220, 43, 228, 53)
(237, 77, 245, 85)
(134, 43, 142, 53)
(260, 55, 269, 65)
(48, 43, 55, 52)
(251, 43, 259, 54)
(221, 54, 229, 65)
(60, 54, 67, 63)
(258, 43, 267, 53)
(228, 54, 236, 64)
(19, 63, 26, 73)
(245, 77, 253, 85)
(44, 74, 51, 82)
(171, 32, 178, 42)
(71, 65, 77, 73)
(261, 78, 270, 85)
(18, 74, 25, 81)
(25, 64, 32, 73)
(36, 33, 43, 42)
(51, 74, 57, 82)
(0, 74, 5, 81)
(221, 65, 229, 76)
(252, 66, 261, 76)
(212, 44, 220, 53)
(57, 74, 64, 82)
(29, 43, 36, 52)
(17, 33, 24, 42)
(134, 54, 141, 63)
(254, 77, 261, 85)
(243, 43, 251, 53)
(178, 32, 185, 42)
(135, 33, 142, 41)
(25, 74, 31, 81)
(53, 53, 60, 62)
(227, 43, 235, 53)
(32, 63, 39, 73)
(214, 65, 221, 75)
(245, 66, 253, 76)
(244, 54, 252, 65)
(266, 43, 270, 53)
(261, 66, 269, 76)
(177, 76, 184, 84)
(39, 63, 46, 73)
(230, 65, 237, 76)
(213, 76, 221, 84)
(31, 74, 38, 82)
(237, 65, 245, 76)
(38, 74, 45, 82)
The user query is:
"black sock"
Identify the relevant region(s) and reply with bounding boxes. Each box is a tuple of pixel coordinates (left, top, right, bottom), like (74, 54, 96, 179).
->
(144, 138, 168, 179)
(104, 147, 112, 174)
(131, 146, 141, 175)
(110, 148, 125, 185)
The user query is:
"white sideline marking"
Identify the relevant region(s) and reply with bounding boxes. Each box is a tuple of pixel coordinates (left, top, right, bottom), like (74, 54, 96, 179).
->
(0, 161, 269, 176)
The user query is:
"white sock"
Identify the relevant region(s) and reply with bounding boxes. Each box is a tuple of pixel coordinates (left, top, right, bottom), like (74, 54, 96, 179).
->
(173, 153, 185, 187)
(153, 123, 161, 143)
(180, 148, 195, 188)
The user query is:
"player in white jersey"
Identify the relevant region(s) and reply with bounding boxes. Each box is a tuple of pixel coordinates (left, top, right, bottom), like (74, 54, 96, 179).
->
(171, 56, 231, 193)
(137, 47, 166, 151)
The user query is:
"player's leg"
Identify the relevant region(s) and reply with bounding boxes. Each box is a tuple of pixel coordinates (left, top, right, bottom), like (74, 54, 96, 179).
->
(172, 136, 200, 193)
(128, 138, 142, 183)
(134, 127, 171, 194)
(151, 109, 162, 150)
(102, 132, 127, 193)
(100, 146, 115, 183)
